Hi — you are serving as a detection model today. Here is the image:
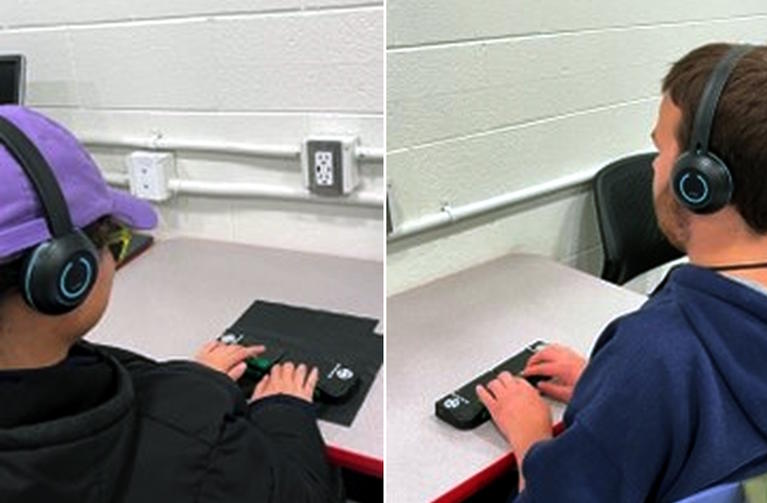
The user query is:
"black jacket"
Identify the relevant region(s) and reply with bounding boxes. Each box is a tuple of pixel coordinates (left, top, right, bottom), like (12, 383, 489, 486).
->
(0, 342, 340, 502)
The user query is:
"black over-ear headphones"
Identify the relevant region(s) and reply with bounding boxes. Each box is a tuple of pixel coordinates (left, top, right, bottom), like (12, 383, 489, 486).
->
(671, 44, 753, 214)
(0, 116, 99, 315)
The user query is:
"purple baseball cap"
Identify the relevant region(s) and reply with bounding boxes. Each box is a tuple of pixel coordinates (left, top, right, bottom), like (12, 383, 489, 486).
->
(0, 105, 157, 259)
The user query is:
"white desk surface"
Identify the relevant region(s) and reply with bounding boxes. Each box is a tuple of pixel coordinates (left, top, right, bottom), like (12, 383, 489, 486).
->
(386, 254, 647, 502)
(89, 238, 383, 463)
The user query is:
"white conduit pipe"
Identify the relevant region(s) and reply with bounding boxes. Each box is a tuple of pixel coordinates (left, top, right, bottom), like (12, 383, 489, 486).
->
(387, 167, 601, 242)
(103, 172, 384, 208)
(80, 136, 384, 163)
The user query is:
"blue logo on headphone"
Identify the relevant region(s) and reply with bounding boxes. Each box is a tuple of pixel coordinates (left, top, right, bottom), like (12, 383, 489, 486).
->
(679, 173, 710, 204)
(59, 257, 93, 300)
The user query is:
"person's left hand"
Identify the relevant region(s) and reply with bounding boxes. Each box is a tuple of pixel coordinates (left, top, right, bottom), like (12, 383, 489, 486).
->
(195, 340, 265, 381)
(252, 362, 319, 403)
(477, 372, 553, 472)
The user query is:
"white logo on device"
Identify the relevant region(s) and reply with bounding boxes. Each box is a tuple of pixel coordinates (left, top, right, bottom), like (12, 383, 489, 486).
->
(220, 333, 243, 345)
(336, 367, 354, 380)
(443, 397, 462, 409)
(328, 363, 354, 380)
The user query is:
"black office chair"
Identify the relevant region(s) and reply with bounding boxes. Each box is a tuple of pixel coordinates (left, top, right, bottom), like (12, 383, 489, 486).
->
(593, 152, 684, 285)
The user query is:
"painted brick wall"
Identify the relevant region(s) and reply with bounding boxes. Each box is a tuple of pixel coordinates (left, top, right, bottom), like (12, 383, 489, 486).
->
(387, 1, 767, 294)
(0, 1, 384, 260)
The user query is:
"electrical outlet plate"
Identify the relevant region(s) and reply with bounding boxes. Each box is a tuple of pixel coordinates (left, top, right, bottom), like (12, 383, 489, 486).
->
(126, 151, 174, 202)
(302, 136, 360, 196)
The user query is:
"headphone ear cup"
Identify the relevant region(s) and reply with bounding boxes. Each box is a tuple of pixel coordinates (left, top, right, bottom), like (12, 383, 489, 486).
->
(671, 151, 733, 214)
(22, 230, 100, 315)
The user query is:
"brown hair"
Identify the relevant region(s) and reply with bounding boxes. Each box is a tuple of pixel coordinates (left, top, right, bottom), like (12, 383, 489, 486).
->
(662, 43, 767, 232)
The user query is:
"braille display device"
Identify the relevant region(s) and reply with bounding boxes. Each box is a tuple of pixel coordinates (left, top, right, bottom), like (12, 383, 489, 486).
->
(435, 341, 548, 430)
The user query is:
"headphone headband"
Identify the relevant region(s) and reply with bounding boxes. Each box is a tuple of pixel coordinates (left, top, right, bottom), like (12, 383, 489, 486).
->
(689, 44, 753, 154)
(0, 113, 99, 315)
(0, 116, 74, 238)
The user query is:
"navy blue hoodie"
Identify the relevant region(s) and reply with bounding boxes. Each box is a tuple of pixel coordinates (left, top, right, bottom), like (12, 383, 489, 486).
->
(515, 265, 767, 502)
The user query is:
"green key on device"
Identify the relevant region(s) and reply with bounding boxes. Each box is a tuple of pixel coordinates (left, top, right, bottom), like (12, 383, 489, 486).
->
(216, 332, 285, 377)
(245, 346, 285, 374)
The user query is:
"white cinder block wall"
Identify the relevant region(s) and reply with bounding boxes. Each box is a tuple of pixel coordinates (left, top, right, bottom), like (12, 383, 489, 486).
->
(0, 0, 384, 261)
(387, 0, 767, 294)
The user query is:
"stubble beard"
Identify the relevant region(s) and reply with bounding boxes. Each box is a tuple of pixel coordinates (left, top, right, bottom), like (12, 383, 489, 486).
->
(654, 185, 690, 252)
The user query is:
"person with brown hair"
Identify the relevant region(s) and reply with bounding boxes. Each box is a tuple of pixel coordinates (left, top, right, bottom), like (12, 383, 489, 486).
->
(477, 43, 767, 502)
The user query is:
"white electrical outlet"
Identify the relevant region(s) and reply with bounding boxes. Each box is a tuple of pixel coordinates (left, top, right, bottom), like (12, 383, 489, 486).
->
(302, 136, 360, 196)
(126, 151, 174, 202)
(315, 150, 334, 186)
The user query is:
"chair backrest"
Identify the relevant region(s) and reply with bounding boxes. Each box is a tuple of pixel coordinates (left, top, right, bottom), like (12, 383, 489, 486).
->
(675, 482, 742, 503)
(593, 152, 684, 285)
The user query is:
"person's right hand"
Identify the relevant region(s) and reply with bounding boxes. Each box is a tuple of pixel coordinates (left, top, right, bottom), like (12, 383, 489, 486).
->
(522, 344, 586, 403)
(252, 362, 319, 403)
(195, 340, 264, 381)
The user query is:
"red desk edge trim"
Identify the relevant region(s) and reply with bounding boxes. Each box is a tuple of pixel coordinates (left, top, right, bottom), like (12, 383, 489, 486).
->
(327, 445, 383, 478)
(431, 421, 566, 503)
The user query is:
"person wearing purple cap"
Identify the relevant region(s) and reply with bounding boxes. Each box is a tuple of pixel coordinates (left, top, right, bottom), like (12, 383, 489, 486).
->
(0, 106, 340, 502)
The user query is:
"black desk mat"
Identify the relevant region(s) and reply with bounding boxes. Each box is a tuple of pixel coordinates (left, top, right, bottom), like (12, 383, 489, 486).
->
(227, 300, 382, 427)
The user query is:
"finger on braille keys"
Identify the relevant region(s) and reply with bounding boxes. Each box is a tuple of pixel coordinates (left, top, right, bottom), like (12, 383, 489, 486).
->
(498, 371, 514, 385)
(476, 385, 497, 412)
(295, 364, 307, 386)
(306, 367, 319, 391)
(488, 378, 505, 396)
(254, 375, 269, 396)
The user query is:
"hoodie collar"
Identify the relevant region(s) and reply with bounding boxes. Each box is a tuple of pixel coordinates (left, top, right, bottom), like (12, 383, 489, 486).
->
(0, 343, 135, 449)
